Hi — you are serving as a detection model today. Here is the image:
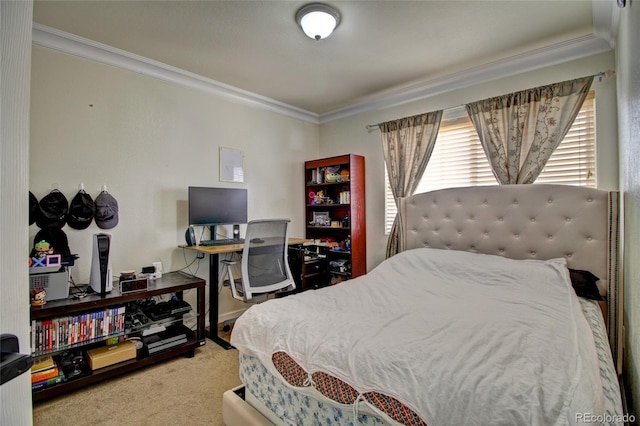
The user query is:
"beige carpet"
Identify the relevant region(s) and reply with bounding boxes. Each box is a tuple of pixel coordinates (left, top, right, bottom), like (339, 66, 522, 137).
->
(32, 332, 241, 426)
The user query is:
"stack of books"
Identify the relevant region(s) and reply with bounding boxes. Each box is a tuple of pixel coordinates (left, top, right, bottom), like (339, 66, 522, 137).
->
(31, 355, 65, 391)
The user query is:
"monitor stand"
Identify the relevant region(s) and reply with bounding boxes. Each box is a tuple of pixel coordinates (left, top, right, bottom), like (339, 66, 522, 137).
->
(208, 224, 241, 241)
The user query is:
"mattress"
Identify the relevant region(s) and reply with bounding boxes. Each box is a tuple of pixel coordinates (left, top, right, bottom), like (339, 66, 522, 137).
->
(232, 248, 624, 426)
(238, 297, 622, 426)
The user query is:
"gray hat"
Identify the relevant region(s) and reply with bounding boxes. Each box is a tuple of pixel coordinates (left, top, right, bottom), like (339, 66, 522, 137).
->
(95, 191, 119, 229)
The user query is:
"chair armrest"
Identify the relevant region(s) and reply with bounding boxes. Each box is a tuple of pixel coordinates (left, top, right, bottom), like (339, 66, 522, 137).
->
(221, 260, 238, 265)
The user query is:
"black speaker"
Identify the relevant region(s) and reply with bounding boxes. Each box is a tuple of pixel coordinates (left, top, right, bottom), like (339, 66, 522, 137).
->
(185, 226, 196, 246)
(233, 224, 240, 240)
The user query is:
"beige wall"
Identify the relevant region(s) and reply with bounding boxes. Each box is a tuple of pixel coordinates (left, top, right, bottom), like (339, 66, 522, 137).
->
(617, 1, 640, 414)
(319, 51, 619, 272)
(29, 46, 319, 323)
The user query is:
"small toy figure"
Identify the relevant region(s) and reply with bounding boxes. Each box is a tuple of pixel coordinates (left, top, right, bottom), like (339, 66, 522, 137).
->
(31, 288, 47, 307)
(31, 240, 55, 267)
(34, 240, 53, 261)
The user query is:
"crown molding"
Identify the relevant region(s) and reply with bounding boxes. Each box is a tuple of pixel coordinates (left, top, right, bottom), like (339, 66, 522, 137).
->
(33, 14, 615, 127)
(319, 33, 612, 124)
(32, 23, 321, 124)
(592, 0, 620, 49)
(319, 0, 618, 123)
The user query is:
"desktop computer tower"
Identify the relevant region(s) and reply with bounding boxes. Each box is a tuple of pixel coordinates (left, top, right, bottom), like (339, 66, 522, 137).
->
(89, 233, 112, 296)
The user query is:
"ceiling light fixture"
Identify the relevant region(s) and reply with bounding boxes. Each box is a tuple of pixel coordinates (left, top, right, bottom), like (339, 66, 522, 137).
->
(296, 3, 340, 41)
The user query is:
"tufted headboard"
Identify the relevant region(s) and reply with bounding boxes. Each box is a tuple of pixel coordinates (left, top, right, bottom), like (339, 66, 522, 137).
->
(399, 184, 621, 371)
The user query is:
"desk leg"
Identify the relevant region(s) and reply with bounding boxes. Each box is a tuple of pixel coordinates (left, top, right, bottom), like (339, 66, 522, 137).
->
(208, 252, 234, 350)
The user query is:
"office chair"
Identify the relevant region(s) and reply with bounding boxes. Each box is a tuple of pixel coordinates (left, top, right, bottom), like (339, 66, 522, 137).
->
(221, 219, 296, 302)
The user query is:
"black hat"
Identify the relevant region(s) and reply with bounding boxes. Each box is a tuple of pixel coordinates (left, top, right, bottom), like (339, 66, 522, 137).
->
(30, 228, 72, 263)
(36, 190, 68, 229)
(68, 190, 95, 230)
(29, 191, 39, 226)
(95, 191, 119, 229)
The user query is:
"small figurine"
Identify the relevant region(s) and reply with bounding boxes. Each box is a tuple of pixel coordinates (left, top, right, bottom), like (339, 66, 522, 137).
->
(34, 240, 53, 261)
(31, 288, 47, 307)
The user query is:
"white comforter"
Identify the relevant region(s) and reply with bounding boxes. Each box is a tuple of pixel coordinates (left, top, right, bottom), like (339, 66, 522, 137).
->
(231, 248, 603, 426)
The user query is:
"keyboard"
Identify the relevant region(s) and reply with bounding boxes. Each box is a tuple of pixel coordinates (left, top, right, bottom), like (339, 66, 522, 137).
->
(199, 238, 244, 247)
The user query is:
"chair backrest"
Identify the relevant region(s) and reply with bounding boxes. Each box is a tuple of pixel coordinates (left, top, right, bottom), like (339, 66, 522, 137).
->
(240, 219, 295, 300)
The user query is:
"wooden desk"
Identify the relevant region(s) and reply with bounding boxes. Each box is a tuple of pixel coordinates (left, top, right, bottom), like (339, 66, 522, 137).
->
(183, 237, 308, 349)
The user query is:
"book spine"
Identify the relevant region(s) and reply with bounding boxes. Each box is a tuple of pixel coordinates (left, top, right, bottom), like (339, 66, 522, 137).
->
(74, 315, 78, 344)
(99, 310, 105, 337)
(31, 374, 64, 390)
(44, 320, 50, 351)
(118, 306, 125, 333)
(31, 366, 59, 383)
(70, 315, 76, 345)
(37, 321, 42, 353)
(31, 355, 54, 373)
(31, 319, 36, 353)
(80, 313, 86, 343)
(89, 312, 95, 341)
(53, 318, 59, 350)
(62, 316, 69, 348)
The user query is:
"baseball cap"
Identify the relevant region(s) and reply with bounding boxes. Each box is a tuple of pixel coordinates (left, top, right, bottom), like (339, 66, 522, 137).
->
(36, 190, 68, 229)
(95, 190, 119, 229)
(29, 191, 39, 226)
(68, 190, 96, 230)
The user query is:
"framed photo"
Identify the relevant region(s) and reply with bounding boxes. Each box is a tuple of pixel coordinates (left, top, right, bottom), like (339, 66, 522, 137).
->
(220, 147, 244, 183)
(313, 211, 330, 226)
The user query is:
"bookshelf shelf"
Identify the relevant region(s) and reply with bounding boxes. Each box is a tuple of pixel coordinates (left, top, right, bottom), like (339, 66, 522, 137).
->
(30, 271, 206, 402)
(303, 154, 366, 288)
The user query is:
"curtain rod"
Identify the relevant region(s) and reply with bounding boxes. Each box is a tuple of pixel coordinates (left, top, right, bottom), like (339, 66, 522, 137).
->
(365, 69, 615, 131)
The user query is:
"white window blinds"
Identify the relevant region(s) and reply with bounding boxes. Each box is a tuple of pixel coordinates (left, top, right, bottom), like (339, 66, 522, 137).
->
(385, 92, 596, 234)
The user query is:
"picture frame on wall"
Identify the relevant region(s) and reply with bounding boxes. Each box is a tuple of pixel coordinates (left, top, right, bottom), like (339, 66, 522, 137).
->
(220, 147, 244, 183)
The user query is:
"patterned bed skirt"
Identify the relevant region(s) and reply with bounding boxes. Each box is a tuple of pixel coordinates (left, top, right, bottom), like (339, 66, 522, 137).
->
(239, 298, 623, 426)
(240, 352, 389, 425)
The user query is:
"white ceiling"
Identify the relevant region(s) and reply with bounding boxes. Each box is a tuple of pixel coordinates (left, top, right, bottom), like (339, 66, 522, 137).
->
(32, 0, 617, 121)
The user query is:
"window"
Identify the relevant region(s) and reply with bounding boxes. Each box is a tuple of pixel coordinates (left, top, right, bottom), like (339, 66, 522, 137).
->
(385, 93, 596, 233)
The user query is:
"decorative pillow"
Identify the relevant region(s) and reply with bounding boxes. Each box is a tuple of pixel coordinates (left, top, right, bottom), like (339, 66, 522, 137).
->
(569, 268, 603, 301)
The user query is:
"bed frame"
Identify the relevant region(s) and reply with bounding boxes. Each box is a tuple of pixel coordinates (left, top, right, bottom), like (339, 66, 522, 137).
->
(223, 184, 622, 425)
(399, 184, 622, 371)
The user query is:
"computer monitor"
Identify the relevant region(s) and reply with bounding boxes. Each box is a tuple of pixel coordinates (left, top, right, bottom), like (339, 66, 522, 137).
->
(188, 187, 248, 228)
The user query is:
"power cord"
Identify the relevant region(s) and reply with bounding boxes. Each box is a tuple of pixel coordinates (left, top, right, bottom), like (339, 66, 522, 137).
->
(178, 248, 201, 276)
(67, 275, 88, 299)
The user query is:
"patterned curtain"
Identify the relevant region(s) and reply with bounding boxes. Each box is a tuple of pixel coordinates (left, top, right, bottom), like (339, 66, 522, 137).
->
(465, 76, 593, 184)
(380, 110, 443, 258)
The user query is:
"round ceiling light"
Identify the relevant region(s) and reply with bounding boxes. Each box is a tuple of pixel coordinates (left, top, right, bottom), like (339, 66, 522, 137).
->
(296, 3, 341, 40)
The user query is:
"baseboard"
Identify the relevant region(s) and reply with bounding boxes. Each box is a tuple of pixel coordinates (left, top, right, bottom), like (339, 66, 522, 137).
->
(218, 308, 248, 324)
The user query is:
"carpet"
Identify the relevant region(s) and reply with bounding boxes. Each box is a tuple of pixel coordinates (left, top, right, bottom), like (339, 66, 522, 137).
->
(32, 332, 241, 426)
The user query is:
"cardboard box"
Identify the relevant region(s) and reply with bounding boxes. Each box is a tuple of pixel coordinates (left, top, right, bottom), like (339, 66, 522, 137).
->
(86, 341, 136, 370)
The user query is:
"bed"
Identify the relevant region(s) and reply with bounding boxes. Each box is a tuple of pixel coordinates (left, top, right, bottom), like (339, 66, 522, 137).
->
(222, 184, 624, 426)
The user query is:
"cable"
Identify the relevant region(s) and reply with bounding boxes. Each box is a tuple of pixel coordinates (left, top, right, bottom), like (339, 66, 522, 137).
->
(177, 248, 201, 276)
(67, 275, 88, 299)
